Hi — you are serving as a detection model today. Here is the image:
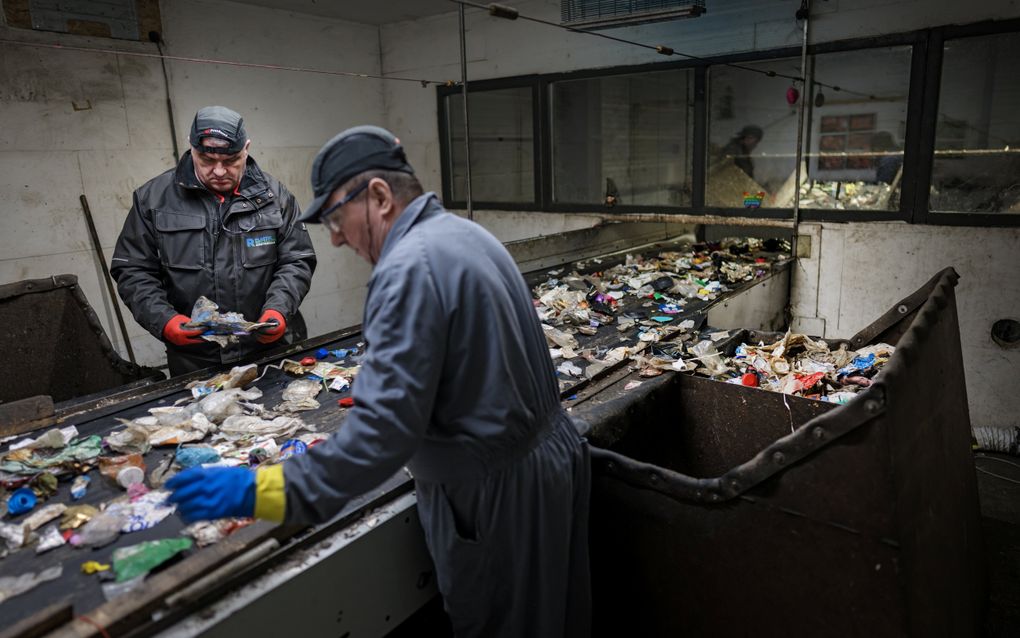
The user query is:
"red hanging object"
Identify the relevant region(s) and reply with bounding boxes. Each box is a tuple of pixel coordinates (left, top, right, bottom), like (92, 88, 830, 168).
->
(786, 85, 800, 105)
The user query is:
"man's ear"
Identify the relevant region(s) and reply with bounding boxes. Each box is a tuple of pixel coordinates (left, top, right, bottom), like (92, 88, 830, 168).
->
(369, 178, 396, 216)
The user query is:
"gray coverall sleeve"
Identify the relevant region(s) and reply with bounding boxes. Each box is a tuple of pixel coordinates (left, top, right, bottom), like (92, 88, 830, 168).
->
(260, 185, 316, 319)
(110, 192, 179, 339)
(281, 250, 445, 523)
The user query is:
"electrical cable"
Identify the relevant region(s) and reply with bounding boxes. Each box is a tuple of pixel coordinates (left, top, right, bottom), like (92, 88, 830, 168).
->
(450, 0, 804, 82)
(0, 38, 451, 86)
(976, 467, 1020, 485)
(975, 454, 1020, 470)
(449, 1, 902, 102)
(151, 33, 180, 160)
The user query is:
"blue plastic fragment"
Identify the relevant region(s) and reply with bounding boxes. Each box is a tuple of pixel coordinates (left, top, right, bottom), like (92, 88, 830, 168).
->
(316, 348, 330, 359)
(176, 446, 221, 469)
(331, 348, 349, 359)
(280, 439, 308, 460)
(8, 487, 37, 516)
(836, 353, 876, 378)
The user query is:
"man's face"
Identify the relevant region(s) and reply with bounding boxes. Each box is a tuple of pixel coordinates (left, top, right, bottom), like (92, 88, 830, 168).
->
(193, 138, 250, 194)
(742, 134, 761, 151)
(322, 177, 398, 265)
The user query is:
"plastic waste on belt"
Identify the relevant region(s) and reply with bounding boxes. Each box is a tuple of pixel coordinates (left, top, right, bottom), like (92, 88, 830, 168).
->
(175, 446, 221, 469)
(0, 565, 62, 604)
(112, 537, 193, 583)
(0, 435, 102, 475)
(182, 296, 275, 348)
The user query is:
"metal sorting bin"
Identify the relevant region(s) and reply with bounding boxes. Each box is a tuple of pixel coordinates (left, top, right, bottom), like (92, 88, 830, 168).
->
(580, 268, 984, 637)
(0, 275, 163, 405)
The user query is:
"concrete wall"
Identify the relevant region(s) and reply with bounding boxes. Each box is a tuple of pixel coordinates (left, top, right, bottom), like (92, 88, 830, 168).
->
(0, 0, 388, 367)
(792, 222, 1020, 430)
(0, 25, 175, 367)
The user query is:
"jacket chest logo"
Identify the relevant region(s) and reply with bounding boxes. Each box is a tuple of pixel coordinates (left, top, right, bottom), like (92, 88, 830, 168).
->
(246, 235, 276, 248)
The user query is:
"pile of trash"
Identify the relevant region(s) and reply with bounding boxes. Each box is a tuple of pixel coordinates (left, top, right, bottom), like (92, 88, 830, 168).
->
(534, 238, 789, 389)
(675, 330, 894, 403)
(0, 347, 362, 605)
(798, 180, 897, 211)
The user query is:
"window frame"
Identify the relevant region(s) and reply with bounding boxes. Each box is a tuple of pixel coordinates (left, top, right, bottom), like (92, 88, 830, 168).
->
(437, 18, 1020, 226)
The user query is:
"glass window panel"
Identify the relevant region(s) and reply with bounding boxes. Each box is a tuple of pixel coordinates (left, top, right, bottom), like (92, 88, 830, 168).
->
(707, 58, 802, 209)
(931, 32, 1020, 214)
(802, 46, 911, 211)
(550, 69, 694, 207)
(446, 87, 534, 203)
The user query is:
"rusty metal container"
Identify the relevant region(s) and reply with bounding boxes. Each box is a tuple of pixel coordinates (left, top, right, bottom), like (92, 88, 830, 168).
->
(0, 275, 164, 405)
(581, 268, 984, 637)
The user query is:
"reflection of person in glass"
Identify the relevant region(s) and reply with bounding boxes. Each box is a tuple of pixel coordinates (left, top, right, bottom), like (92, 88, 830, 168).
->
(721, 125, 763, 180)
(872, 131, 903, 184)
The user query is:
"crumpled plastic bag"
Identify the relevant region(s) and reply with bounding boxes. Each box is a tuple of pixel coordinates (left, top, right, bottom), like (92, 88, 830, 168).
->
(8, 426, 79, 452)
(543, 324, 579, 350)
(690, 340, 730, 377)
(183, 297, 275, 347)
(107, 424, 152, 455)
(218, 415, 312, 439)
(186, 364, 258, 399)
(0, 435, 102, 475)
(275, 379, 322, 412)
(0, 565, 62, 604)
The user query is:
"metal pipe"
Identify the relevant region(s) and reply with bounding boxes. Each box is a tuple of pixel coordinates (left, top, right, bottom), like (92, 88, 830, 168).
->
(459, 4, 474, 220)
(594, 212, 794, 229)
(79, 194, 136, 365)
(791, 1, 811, 243)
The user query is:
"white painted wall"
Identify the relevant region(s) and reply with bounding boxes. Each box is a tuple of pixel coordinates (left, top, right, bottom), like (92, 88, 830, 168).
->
(792, 222, 1020, 430)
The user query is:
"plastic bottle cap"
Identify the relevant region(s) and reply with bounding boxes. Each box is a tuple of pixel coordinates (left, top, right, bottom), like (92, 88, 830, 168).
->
(8, 487, 37, 516)
(116, 466, 144, 488)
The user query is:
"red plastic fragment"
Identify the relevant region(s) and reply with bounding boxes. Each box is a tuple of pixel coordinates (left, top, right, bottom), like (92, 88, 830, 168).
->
(740, 372, 759, 387)
(338, 397, 355, 408)
(300, 356, 316, 366)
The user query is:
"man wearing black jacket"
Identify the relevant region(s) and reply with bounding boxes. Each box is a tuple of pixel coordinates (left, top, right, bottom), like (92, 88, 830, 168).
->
(111, 106, 316, 375)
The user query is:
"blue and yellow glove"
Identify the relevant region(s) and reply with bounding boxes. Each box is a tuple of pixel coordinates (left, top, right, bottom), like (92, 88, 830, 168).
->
(166, 465, 286, 523)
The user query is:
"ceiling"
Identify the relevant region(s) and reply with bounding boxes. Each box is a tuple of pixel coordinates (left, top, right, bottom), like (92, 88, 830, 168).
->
(230, 0, 457, 25)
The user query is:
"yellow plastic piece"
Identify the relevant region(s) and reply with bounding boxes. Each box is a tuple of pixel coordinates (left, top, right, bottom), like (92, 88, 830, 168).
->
(81, 561, 110, 574)
(254, 464, 286, 523)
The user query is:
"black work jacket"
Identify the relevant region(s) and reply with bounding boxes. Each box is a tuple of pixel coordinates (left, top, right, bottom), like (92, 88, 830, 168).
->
(111, 151, 317, 364)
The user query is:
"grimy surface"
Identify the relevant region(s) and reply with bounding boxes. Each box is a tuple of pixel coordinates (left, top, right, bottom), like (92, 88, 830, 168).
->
(0, 237, 791, 631)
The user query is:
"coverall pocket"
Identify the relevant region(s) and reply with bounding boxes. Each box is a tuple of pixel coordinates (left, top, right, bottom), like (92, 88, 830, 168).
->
(153, 210, 205, 270)
(438, 483, 483, 544)
(240, 210, 283, 268)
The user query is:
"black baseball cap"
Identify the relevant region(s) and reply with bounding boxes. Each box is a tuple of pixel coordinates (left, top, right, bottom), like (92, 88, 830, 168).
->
(300, 125, 414, 223)
(189, 106, 248, 155)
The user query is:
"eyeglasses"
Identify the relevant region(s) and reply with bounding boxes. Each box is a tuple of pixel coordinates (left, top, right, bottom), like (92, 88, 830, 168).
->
(319, 182, 369, 233)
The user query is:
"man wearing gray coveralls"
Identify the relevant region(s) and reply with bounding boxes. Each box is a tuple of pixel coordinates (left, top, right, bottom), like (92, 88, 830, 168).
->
(165, 125, 592, 637)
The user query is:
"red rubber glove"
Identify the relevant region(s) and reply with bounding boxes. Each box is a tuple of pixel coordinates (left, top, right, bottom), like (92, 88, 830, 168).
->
(163, 314, 204, 346)
(256, 309, 286, 344)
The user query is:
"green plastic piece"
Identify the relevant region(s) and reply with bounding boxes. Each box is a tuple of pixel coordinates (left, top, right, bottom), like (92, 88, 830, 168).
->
(112, 538, 193, 583)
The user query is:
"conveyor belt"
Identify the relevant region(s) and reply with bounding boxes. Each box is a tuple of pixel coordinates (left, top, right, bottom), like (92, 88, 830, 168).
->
(0, 236, 791, 635)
